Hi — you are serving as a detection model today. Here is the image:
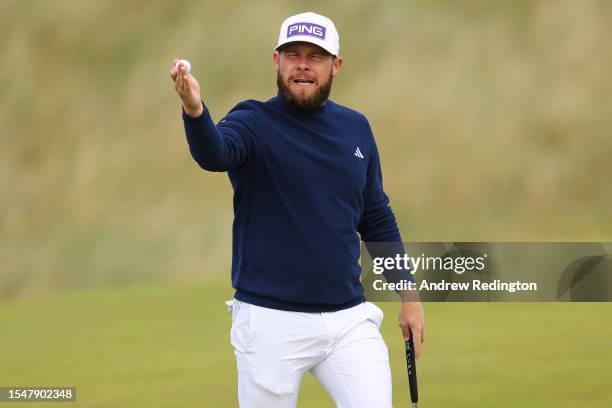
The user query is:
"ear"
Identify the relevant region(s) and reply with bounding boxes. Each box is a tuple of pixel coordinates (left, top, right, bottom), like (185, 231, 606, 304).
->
(331, 56, 343, 77)
(273, 50, 280, 73)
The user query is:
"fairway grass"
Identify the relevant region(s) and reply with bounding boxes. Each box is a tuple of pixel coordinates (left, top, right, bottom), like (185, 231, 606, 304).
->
(1, 278, 611, 407)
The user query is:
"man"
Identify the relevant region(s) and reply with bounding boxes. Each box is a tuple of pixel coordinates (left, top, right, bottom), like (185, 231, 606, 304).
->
(170, 11, 424, 407)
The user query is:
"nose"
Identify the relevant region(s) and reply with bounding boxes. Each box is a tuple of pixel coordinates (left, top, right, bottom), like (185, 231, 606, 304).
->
(296, 55, 310, 71)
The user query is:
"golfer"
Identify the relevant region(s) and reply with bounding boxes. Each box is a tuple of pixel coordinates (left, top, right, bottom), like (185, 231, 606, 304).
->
(171, 12, 424, 407)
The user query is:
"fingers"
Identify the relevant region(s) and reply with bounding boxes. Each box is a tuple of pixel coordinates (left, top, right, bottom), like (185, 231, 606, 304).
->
(176, 64, 183, 89)
(400, 323, 411, 341)
(170, 59, 189, 84)
(412, 328, 423, 359)
(176, 66, 186, 94)
(170, 58, 179, 81)
(180, 70, 191, 95)
(398, 302, 425, 359)
(170, 58, 201, 115)
(171, 58, 197, 98)
(400, 324, 422, 358)
(182, 72, 194, 94)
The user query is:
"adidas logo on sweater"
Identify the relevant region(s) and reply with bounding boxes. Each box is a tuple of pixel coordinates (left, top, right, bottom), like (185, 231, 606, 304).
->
(354, 146, 364, 159)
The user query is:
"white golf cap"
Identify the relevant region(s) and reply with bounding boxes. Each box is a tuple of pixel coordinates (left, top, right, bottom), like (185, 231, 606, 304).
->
(275, 12, 340, 56)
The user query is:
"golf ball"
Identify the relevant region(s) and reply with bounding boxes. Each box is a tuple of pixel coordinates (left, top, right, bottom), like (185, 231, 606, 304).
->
(175, 59, 191, 73)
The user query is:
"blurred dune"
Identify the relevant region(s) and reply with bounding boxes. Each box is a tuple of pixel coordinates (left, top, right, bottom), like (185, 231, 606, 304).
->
(1, 0, 611, 299)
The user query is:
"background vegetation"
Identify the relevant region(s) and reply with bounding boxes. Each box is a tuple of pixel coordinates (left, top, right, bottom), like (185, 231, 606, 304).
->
(1, 0, 611, 406)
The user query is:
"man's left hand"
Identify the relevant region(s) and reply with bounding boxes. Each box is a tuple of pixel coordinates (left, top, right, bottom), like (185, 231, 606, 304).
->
(398, 301, 425, 359)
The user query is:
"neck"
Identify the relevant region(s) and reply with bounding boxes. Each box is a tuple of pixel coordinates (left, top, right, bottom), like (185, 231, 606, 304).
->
(277, 91, 328, 114)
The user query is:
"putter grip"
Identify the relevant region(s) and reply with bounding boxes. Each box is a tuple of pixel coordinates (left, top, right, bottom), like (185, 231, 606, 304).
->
(405, 336, 419, 404)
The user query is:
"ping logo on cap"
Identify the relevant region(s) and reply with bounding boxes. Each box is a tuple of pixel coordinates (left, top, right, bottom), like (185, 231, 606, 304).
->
(287, 22, 326, 40)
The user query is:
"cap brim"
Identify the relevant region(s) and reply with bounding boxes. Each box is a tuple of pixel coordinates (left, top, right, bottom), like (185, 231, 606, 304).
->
(275, 37, 337, 56)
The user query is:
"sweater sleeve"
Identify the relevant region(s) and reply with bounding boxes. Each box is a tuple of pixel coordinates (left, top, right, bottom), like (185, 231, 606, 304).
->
(357, 123, 402, 243)
(182, 101, 256, 172)
(357, 119, 414, 286)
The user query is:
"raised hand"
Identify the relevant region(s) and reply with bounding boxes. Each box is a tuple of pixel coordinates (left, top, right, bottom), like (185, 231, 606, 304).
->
(170, 58, 204, 118)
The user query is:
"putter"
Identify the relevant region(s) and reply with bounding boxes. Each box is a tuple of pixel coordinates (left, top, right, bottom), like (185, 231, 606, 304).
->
(405, 331, 419, 407)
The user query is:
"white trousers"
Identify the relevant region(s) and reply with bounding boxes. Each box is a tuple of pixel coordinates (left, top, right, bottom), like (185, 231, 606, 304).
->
(229, 299, 393, 408)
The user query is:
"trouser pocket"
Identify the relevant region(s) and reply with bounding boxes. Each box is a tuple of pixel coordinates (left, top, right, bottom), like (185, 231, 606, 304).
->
(230, 300, 251, 353)
(365, 301, 385, 329)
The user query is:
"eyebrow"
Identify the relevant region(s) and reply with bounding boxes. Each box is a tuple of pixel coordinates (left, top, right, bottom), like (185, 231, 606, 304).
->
(283, 48, 327, 56)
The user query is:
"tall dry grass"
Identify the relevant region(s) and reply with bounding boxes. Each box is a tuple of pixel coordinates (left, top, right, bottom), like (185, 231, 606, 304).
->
(1, 0, 611, 299)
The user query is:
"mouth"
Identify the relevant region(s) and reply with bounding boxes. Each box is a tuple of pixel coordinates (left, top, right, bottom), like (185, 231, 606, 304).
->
(291, 78, 315, 86)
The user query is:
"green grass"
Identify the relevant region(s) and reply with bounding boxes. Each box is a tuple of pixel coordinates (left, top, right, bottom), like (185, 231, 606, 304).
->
(1, 278, 611, 407)
(1, 2, 611, 404)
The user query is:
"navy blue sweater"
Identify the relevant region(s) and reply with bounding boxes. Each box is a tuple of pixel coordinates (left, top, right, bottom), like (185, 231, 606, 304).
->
(182, 96, 403, 312)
